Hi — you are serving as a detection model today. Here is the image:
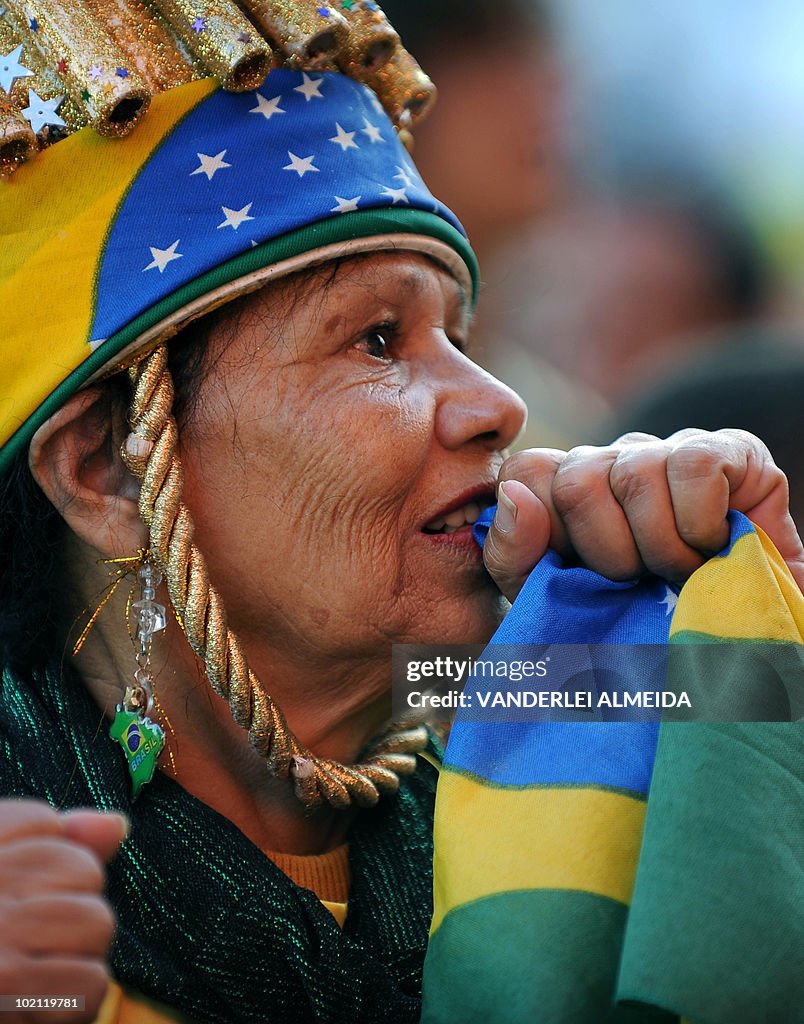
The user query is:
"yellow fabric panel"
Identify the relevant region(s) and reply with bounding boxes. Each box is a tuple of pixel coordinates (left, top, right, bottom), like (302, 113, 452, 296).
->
(0, 78, 215, 449)
(671, 525, 804, 641)
(430, 772, 646, 935)
(95, 981, 194, 1024)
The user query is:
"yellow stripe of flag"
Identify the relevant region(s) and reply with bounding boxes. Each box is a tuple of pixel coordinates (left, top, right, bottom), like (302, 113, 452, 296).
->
(431, 771, 646, 935)
(671, 526, 804, 641)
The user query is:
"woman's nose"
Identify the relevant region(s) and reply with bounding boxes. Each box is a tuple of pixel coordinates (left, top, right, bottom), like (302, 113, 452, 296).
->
(435, 352, 527, 452)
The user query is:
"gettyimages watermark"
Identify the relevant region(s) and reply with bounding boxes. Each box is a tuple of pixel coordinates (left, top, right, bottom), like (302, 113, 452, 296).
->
(392, 644, 804, 723)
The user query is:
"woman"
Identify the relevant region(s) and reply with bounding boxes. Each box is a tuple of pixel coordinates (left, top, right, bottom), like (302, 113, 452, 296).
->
(1, 4, 802, 1023)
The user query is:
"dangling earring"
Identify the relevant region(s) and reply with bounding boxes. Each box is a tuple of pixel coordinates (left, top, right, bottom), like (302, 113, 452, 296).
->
(109, 556, 167, 799)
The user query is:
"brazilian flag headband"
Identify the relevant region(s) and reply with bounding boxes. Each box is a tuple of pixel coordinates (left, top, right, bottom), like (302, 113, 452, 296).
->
(0, 0, 478, 809)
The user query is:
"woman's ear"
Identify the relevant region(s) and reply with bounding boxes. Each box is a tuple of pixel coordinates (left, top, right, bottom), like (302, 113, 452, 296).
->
(28, 386, 149, 557)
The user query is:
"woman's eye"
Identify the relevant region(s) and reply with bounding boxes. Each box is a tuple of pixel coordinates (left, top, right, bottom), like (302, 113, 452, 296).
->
(355, 323, 398, 361)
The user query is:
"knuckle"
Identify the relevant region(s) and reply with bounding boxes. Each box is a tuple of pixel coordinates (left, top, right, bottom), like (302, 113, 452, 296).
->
(481, 527, 509, 576)
(609, 452, 664, 505)
(551, 453, 604, 515)
(499, 447, 564, 486)
(611, 431, 660, 445)
(667, 442, 725, 480)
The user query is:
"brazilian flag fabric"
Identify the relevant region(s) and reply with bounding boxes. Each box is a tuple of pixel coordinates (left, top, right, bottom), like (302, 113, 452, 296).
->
(422, 512, 804, 1023)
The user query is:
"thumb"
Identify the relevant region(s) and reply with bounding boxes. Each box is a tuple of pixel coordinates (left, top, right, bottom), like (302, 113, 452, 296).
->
(62, 809, 130, 863)
(483, 480, 551, 602)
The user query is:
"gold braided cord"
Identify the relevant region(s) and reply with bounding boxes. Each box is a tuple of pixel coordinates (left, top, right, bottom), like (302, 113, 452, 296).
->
(122, 345, 428, 811)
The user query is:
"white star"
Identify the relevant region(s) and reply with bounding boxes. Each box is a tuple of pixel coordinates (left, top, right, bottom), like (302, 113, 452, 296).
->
(217, 203, 255, 230)
(394, 164, 415, 188)
(0, 45, 33, 93)
(294, 73, 323, 101)
(250, 92, 285, 120)
(659, 585, 678, 616)
(329, 122, 357, 151)
(21, 89, 66, 134)
(331, 195, 361, 214)
(143, 239, 182, 273)
(283, 151, 319, 177)
(380, 184, 408, 205)
(361, 117, 383, 143)
(191, 149, 231, 180)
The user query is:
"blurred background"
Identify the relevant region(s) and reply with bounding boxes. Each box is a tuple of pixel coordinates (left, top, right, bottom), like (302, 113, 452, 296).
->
(381, 0, 804, 527)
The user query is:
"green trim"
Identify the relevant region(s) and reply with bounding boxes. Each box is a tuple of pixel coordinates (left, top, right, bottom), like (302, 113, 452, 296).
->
(0, 208, 478, 477)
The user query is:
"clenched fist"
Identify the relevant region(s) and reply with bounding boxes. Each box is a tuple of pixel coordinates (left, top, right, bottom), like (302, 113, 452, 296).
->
(485, 429, 804, 601)
(0, 800, 128, 1023)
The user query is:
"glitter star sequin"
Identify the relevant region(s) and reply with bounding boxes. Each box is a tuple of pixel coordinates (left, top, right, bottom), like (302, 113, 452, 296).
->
(217, 203, 255, 230)
(116, 67, 128, 77)
(28, 16, 37, 31)
(21, 88, 66, 134)
(89, 65, 103, 80)
(191, 149, 231, 180)
(329, 122, 357, 151)
(144, 239, 183, 273)
(0, 45, 34, 93)
(57, 58, 67, 73)
(317, 5, 330, 16)
(331, 195, 360, 214)
(283, 151, 319, 177)
(250, 92, 285, 120)
(340, 0, 355, 8)
(361, 117, 383, 143)
(192, 17, 205, 32)
(295, 73, 323, 101)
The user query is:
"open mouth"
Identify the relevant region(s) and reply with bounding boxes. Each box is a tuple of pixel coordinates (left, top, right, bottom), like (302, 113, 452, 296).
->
(422, 492, 496, 535)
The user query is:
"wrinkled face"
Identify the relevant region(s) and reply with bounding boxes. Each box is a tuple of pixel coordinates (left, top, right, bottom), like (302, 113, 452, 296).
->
(177, 252, 526, 675)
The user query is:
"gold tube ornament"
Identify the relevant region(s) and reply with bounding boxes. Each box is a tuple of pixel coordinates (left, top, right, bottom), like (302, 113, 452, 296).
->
(5, 0, 150, 136)
(83, 0, 198, 93)
(0, 15, 88, 142)
(149, 0, 273, 92)
(239, 0, 348, 68)
(337, 0, 398, 76)
(0, 89, 37, 172)
(355, 44, 436, 128)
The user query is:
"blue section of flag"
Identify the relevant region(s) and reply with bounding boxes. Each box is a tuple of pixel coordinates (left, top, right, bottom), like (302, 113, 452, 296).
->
(446, 504, 689, 792)
(444, 721, 659, 793)
(92, 70, 462, 343)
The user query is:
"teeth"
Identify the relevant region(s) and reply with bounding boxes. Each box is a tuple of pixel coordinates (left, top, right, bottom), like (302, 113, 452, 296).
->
(425, 498, 489, 533)
(444, 508, 468, 528)
(464, 502, 481, 524)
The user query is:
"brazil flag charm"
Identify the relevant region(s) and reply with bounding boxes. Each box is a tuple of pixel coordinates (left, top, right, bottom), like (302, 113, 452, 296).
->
(110, 706, 165, 799)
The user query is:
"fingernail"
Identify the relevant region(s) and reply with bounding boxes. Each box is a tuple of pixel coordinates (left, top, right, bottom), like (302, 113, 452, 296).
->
(495, 482, 518, 533)
(106, 812, 130, 842)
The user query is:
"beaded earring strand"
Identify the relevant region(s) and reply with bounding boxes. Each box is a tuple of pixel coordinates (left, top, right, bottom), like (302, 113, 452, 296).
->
(109, 555, 167, 798)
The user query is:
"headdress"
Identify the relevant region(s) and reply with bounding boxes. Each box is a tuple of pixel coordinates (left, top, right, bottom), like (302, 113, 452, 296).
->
(0, 1, 478, 809)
